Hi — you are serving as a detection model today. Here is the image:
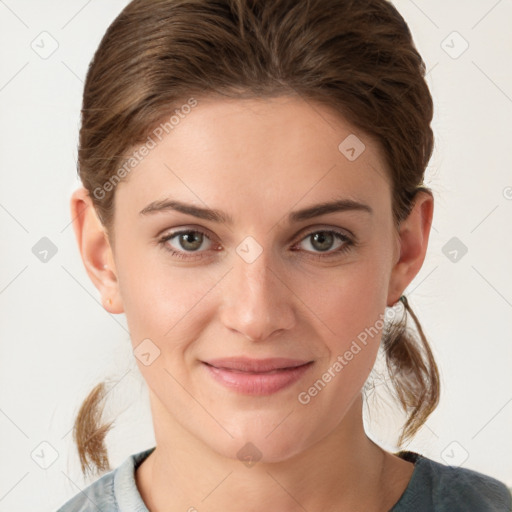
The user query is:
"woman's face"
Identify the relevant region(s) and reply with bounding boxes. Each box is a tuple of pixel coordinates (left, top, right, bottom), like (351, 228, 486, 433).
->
(106, 95, 404, 462)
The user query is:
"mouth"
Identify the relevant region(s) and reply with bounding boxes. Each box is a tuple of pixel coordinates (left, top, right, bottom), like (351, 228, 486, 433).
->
(201, 358, 314, 395)
(202, 357, 313, 373)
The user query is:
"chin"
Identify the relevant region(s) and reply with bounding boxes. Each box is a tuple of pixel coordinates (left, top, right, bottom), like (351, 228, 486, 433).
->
(206, 423, 312, 465)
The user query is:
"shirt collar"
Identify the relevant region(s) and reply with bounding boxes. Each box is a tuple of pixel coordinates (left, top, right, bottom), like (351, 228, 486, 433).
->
(113, 447, 156, 511)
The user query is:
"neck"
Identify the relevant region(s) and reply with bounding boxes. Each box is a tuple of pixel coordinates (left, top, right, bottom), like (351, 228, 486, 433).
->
(136, 393, 401, 512)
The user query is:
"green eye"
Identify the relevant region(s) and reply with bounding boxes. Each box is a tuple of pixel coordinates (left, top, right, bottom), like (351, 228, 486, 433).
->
(294, 230, 354, 259)
(159, 228, 354, 261)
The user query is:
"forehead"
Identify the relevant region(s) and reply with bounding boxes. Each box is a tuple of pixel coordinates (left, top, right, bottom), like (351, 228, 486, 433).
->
(115, 95, 391, 218)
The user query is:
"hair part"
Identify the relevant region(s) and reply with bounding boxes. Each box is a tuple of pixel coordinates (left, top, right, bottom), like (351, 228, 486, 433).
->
(73, 0, 440, 475)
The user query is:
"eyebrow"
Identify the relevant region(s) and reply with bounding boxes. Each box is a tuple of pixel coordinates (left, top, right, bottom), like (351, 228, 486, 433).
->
(139, 197, 373, 224)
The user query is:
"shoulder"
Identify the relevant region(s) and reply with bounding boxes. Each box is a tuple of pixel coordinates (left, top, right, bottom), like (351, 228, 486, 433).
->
(393, 451, 512, 512)
(56, 447, 155, 512)
(56, 469, 117, 512)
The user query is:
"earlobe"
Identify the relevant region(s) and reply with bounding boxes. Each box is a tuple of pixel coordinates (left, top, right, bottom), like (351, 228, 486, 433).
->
(70, 187, 123, 314)
(387, 190, 434, 306)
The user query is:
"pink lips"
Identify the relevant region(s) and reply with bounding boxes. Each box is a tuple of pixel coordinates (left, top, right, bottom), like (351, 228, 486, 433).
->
(202, 357, 314, 395)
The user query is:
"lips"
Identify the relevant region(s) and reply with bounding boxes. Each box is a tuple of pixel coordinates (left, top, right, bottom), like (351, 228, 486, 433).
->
(201, 357, 314, 395)
(203, 357, 312, 373)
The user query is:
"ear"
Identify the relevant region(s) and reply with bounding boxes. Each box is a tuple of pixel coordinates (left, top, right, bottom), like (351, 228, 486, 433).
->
(70, 187, 123, 314)
(387, 190, 434, 306)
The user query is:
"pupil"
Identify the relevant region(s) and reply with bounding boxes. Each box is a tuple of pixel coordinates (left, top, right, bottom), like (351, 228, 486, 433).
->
(181, 232, 202, 251)
(312, 232, 333, 252)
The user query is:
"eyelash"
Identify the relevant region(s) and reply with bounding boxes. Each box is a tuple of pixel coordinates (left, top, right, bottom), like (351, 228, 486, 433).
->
(158, 228, 355, 261)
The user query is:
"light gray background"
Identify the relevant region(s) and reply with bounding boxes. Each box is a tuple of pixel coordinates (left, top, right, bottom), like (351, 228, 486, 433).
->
(0, 1, 511, 510)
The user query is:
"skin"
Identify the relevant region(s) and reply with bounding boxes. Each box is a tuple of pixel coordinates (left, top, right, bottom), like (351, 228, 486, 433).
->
(71, 95, 433, 512)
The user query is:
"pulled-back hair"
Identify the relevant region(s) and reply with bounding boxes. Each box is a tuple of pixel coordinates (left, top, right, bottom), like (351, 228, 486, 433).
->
(74, 0, 440, 476)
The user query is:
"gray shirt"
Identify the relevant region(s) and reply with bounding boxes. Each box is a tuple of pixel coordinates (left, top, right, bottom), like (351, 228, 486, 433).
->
(56, 447, 512, 511)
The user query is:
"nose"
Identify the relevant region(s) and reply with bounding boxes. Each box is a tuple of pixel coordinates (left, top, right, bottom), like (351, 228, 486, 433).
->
(219, 249, 296, 342)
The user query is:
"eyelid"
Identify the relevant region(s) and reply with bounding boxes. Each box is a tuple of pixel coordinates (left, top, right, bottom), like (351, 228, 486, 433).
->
(159, 223, 212, 235)
(294, 224, 355, 242)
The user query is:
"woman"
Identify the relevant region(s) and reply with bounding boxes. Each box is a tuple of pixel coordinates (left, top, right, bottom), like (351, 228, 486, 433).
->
(57, 0, 512, 510)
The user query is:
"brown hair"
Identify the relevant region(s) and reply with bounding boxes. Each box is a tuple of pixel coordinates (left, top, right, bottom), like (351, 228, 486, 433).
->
(74, 0, 440, 476)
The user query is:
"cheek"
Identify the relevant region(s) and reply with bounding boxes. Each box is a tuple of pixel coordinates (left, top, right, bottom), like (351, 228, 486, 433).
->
(295, 259, 389, 400)
(300, 260, 388, 348)
(116, 250, 220, 350)
(295, 266, 388, 425)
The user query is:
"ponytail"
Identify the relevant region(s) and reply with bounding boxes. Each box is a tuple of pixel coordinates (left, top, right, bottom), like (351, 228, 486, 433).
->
(382, 295, 441, 445)
(73, 382, 113, 476)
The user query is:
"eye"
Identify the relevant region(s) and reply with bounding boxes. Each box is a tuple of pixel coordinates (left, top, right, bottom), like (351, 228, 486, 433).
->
(158, 227, 355, 261)
(159, 229, 216, 260)
(293, 229, 354, 258)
